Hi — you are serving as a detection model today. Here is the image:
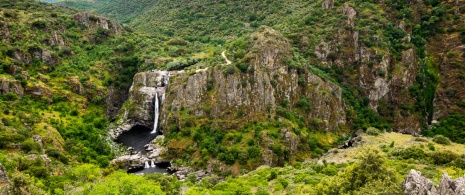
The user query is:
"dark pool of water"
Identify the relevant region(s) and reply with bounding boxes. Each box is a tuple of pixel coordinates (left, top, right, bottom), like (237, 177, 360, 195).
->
(128, 162, 175, 175)
(115, 125, 159, 152)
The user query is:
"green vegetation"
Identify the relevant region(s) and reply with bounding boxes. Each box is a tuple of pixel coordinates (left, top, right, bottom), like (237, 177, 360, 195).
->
(425, 113, 465, 144)
(1, 0, 464, 193)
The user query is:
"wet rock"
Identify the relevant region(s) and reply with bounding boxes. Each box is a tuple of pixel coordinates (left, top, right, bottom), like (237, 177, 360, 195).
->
(145, 135, 169, 163)
(110, 153, 144, 170)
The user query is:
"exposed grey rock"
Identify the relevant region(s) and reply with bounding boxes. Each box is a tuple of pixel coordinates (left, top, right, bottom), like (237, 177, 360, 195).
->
(438, 173, 465, 195)
(73, 12, 122, 35)
(403, 169, 465, 195)
(341, 4, 357, 27)
(110, 70, 175, 138)
(403, 170, 437, 195)
(0, 78, 24, 98)
(68, 77, 84, 95)
(110, 153, 144, 170)
(322, 0, 334, 9)
(25, 84, 53, 102)
(0, 163, 11, 195)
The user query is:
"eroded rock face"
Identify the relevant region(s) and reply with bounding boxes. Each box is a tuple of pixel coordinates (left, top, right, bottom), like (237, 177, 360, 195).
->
(68, 77, 84, 95)
(0, 78, 24, 97)
(403, 170, 438, 195)
(73, 12, 122, 35)
(403, 169, 465, 195)
(25, 84, 53, 102)
(160, 27, 346, 133)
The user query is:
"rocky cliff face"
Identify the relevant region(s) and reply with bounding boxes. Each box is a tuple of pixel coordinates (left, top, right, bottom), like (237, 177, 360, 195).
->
(111, 27, 348, 168)
(403, 169, 465, 195)
(73, 12, 122, 35)
(111, 70, 173, 137)
(311, 4, 421, 133)
(160, 27, 346, 133)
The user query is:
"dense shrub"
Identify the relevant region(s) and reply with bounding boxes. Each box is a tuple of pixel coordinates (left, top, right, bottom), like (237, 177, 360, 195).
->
(432, 135, 451, 145)
(392, 146, 427, 160)
(366, 127, 381, 136)
(430, 150, 459, 165)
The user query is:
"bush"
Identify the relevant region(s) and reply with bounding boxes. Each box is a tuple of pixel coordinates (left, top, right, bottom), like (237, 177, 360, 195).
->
(366, 127, 381, 136)
(32, 20, 46, 29)
(392, 146, 427, 160)
(430, 150, 459, 165)
(224, 65, 236, 75)
(433, 135, 451, 145)
(21, 140, 41, 153)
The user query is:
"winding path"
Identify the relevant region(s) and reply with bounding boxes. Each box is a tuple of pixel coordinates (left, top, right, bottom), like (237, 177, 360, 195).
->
(222, 50, 232, 65)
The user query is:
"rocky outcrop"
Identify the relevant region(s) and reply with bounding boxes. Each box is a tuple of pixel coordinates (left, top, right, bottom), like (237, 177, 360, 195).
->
(341, 4, 357, 27)
(111, 136, 168, 171)
(322, 0, 334, 9)
(110, 152, 144, 171)
(68, 77, 84, 95)
(403, 169, 465, 195)
(403, 170, 438, 195)
(144, 135, 169, 163)
(73, 12, 122, 35)
(0, 78, 24, 98)
(438, 173, 465, 195)
(25, 84, 53, 102)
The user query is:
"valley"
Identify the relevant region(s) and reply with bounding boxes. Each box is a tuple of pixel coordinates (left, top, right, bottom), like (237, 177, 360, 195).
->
(0, 0, 464, 194)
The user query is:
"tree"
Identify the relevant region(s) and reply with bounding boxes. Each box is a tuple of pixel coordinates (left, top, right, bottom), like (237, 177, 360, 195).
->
(83, 171, 165, 195)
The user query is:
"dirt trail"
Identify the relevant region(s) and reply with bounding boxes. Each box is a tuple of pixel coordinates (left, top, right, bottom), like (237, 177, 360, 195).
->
(222, 50, 232, 65)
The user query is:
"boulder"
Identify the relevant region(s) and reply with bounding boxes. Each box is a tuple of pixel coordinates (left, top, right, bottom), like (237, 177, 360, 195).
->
(403, 170, 437, 195)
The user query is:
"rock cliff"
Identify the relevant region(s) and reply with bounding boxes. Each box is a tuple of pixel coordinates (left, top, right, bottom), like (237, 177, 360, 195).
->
(160, 27, 347, 133)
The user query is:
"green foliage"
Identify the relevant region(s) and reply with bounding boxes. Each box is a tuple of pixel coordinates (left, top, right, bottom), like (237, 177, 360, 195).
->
(430, 150, 459, 165)
(366, 127, 381, 136)
(432, 135, 452, 145)
(425, 113, 465, 144)
(82, 171, 165, 194)
(316, 150, 401, 194)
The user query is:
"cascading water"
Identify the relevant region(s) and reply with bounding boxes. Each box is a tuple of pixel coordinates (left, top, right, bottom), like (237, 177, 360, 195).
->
(151, 161, 156, 168)
(144, 161, 150, 169)
(151, 93, 159, 134)
(151, 71, 170, 134)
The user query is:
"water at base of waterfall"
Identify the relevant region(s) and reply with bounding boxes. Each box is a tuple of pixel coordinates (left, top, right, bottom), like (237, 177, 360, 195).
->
(129, 162, 174, 175)
(115, 125, 159, 152)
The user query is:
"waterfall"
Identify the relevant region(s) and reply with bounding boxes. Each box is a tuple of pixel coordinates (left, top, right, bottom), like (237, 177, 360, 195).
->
(151, 93, 159, 134)
(151, 161, 156, 168)
(151, 71, 171, 134)
(144, 161, 150, 169)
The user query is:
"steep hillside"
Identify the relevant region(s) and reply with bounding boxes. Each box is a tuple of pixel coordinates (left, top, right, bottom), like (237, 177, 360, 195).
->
(2, 0, 465, 194)
(0, 0, 168, 193)
(59, 0, 157, 23)
(65, 0, 465, 136)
